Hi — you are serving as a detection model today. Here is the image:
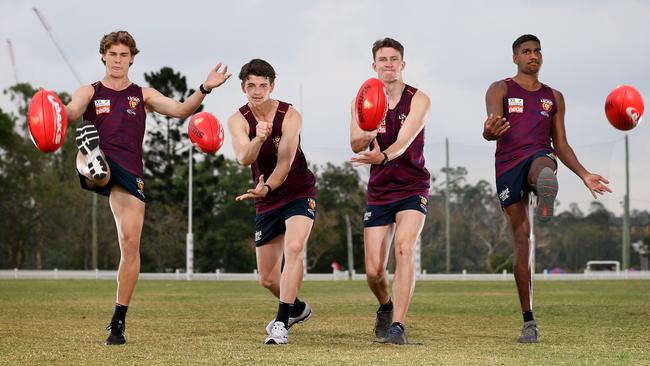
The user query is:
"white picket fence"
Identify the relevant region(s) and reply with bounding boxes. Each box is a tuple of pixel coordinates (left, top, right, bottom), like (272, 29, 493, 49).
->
(1, 269, 649, 281)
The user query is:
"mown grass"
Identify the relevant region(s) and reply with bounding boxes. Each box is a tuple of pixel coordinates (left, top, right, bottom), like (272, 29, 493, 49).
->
(0, 280, 648, 365)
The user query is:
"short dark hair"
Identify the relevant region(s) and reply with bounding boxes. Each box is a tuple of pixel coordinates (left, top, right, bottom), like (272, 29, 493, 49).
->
(372, 38, 404, 60)
(238, 59, 276, 84)
(512, 34, 540, 54)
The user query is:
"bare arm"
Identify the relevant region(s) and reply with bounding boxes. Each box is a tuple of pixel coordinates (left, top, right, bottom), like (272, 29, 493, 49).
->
(143, 63, 231, 118)
(235, 107, 302, 201)
(227, 112, 270, 166)
(350, 90, 430, 166)
(483, 80, 510, 141)
(64, 85, 94, 121)
(349, 100, 378, 153)
(551, 89, 611, 198)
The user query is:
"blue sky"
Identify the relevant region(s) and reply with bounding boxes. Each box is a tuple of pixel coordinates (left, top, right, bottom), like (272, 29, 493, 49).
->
(1, 0, 649, 214)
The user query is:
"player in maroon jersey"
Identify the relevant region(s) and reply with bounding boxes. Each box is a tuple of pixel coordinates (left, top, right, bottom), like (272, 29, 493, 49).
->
(350, 38, 431, 345)
(482, 34, 611, 343)
(228, 59, 316, 345)
(63, 30, 231, 345)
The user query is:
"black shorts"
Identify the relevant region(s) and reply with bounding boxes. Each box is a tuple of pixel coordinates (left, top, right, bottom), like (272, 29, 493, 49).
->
(496, 151, 557, 207)
(363, 195, 428, 228)
(78, 156, 146, 202)
(254, 197, 317, 247)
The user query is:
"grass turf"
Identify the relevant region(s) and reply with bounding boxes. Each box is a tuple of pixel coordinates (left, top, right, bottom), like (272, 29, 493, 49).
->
(0, 280, 648, 365)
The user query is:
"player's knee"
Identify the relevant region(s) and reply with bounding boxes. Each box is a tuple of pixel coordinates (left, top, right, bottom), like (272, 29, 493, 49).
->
(118, 232, 140, 259)
(394, 240, 415, 258)
(258, 274, 277, 290)
(283, 240, 305, 260)
(366, 266, 385, 283)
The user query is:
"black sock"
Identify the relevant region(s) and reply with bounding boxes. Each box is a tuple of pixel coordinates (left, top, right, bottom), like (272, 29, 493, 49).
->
(391, 322, 404, 331)
(378, 298, 393, 312)
(291, 298, 306, 317)
(523, 310, 534, 323)
(275, 301, 294, 327)
(111, 303, 128, 323)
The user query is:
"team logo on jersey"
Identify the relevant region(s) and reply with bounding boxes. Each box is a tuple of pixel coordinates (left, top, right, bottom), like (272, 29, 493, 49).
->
(94, 99, 110, 114)
(307, 198, 317, 216)
(127, 96, 140, 115)
(398, 113, 407, 126)
(499, 188, 510, 202)
(255, 230, 262, 242)
(136, 178, 145, 198)
(508, 98, 524, 113)
(273, 136, 281, 151)
(540, 98, 553, 117)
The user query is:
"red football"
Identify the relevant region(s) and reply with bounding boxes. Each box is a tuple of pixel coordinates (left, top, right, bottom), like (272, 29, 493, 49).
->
(28, 89, 68, 153)
(188, 111, 224, 154)
(605, 85, 644, 131)
(355, 78, 388, 131)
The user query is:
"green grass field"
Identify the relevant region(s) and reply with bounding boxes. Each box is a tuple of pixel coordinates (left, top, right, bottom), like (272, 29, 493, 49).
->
(1, 280, 649, 365)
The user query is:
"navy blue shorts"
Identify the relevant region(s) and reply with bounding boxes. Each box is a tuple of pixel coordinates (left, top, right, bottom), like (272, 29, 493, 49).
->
(363, 195, 428, 228)
(79, 156, 146, 202)
(496, 151, 556, 207)
(254, 197, 317, 247)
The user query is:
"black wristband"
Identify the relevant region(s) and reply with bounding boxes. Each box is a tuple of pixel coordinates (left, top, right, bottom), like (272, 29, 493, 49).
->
(381, 152, 389, 165)
(199, 83, 211, 95)
(263, 184, 273, 195)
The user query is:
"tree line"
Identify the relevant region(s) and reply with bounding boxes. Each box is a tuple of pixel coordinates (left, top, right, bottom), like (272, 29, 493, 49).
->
(1, 68, 648, 273)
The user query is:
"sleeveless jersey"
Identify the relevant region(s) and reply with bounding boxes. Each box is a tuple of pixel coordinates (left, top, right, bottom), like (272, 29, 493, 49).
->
(82, 82, 146, 177)
(367, 84, 430, 205)
(239, 101, 316, 214)
(495, 78, 556, 177)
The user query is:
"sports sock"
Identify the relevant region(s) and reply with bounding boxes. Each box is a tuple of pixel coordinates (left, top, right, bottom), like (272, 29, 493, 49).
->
(291, 298, 306, 317)
(391, 322, 405, 331)
(275, 301, 294, 327)
(378, 298, 393, 312)
(523, 310, 535, 323)
(111, 303, 128, 324)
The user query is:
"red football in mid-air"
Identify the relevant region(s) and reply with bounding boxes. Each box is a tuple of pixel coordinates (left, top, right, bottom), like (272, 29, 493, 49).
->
(28, 89, 68, 153)
(188, 111, 224, 154)
(355, 78, 388, 131)
(605, 85, 644, 131)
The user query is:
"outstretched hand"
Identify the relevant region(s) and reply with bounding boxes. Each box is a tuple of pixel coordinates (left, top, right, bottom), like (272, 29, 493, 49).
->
(236, 175, 269, 201)
(582, 173, 612, 199)
(483, 113, 510, 140)
(350, 139, 383, 167)
(203, 63, 232, 91)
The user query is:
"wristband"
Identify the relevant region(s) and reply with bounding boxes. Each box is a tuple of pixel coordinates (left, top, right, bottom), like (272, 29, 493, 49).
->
(199, 83, 211, 95)
(263, 184, 273, 195)
(381, 152, 389, 165)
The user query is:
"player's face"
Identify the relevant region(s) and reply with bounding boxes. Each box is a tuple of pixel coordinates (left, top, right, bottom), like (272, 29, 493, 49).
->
(372, 47, 405, 83)
(513, 41, 542, 75)
(103, 44, 133, 79)
(242, 75, 274, 107)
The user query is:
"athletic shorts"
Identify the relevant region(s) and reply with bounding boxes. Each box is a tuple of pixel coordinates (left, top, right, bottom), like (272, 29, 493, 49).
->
(78, 156, 146, 202)
(254, 197, 317, 247)
(496, 150, 557, 208)
(363, 195, 428, 228)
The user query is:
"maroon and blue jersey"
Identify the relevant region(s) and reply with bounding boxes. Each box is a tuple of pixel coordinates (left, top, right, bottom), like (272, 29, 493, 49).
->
(367, 85, 430, 205)
(239, 101, 316, 215)
(83, 82, 146, 178)
(495, 78, 556, 177)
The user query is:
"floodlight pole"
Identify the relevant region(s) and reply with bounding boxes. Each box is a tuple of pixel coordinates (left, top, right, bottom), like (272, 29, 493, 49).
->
(622, 135, 630, 270)
(186, 146, 194, 279)
(445, 138, 451, 273)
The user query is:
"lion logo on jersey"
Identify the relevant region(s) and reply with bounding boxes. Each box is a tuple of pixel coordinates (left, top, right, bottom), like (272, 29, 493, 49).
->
(273, 136, 281, 150)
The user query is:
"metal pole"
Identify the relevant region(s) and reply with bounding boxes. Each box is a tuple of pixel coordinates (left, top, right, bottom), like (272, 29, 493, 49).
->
(345, 214, 354, 279)
(528, 194, 535, 310)
(186, 146, 194, 279)
(623, 135, 630, 270)
(32, 8, 84, 86)
(92, 195, 97, 269)
(445, 138, 451, 273)
(6, 39, 19, 84)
